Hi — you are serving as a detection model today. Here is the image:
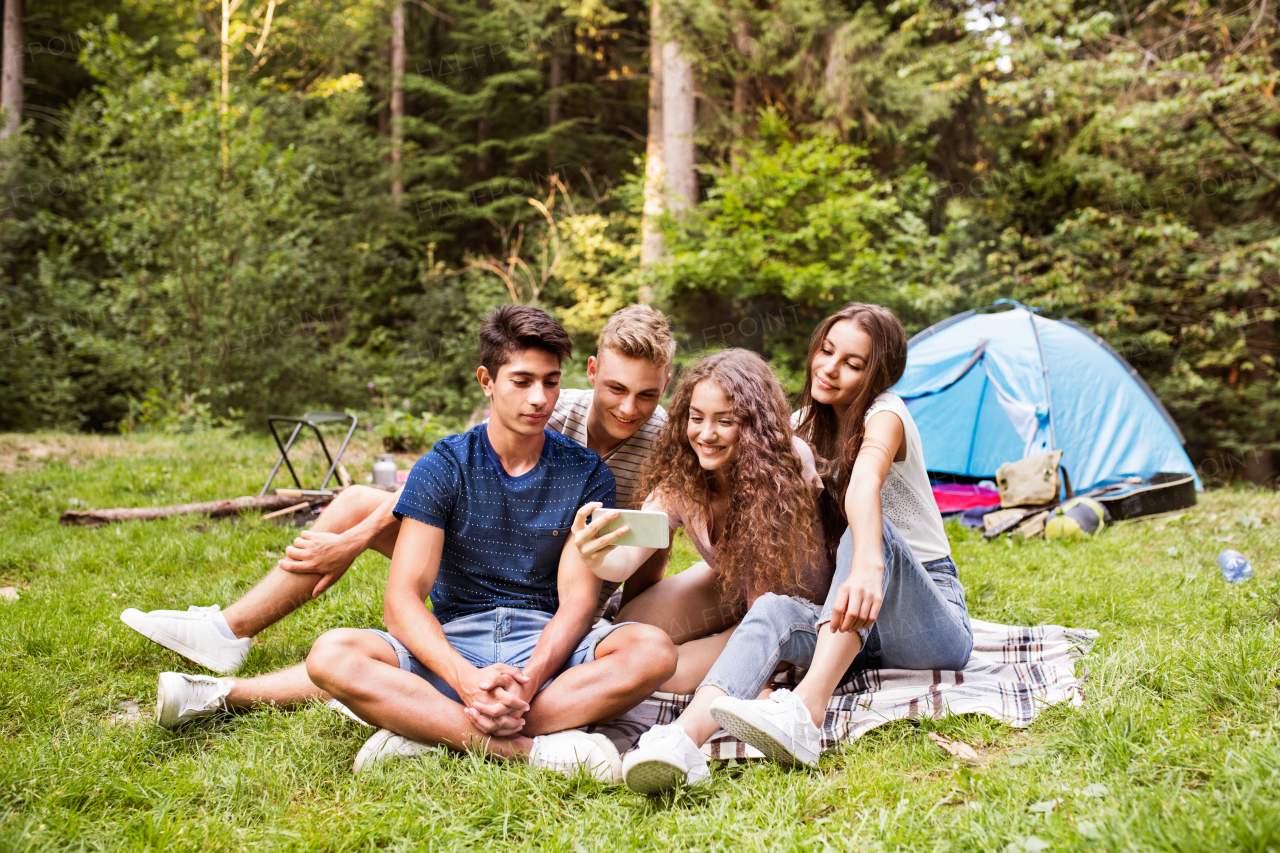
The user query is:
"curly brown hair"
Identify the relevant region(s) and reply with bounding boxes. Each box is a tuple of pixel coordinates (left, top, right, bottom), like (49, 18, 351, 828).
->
(638, 348, 821, 601)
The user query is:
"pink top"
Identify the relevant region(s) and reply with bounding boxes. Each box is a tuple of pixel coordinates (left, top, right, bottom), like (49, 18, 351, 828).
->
(642, 436, 833, 602)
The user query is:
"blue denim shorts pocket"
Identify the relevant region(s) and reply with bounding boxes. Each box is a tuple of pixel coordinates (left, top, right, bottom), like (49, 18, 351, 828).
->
(366, 611, 618, 703)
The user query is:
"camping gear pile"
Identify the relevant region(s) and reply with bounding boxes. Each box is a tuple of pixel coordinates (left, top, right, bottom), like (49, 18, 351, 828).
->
(899, 302, 1199, 539)
(972, 450, 1112, 539)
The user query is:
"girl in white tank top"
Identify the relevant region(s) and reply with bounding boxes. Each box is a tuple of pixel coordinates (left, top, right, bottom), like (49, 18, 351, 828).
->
(608, 305, 975, 792)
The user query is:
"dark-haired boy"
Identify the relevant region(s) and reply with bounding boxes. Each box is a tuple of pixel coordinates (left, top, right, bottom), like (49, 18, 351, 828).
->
(147, 306, 677, 778)
(120, 305, 675, 672)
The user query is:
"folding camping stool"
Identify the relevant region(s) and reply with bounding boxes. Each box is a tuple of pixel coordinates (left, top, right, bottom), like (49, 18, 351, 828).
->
(259, 411, 359, 496)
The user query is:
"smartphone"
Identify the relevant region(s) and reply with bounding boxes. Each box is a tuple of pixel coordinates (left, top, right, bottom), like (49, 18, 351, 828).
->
(597, 509, 670, 549)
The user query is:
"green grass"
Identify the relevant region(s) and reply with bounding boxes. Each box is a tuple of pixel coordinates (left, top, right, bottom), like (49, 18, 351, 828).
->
(0, 431, 1278, 852)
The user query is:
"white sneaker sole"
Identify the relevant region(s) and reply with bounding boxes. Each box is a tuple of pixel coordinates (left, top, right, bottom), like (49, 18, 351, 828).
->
(623, 756, 692, 794)
(710, 704, 819, 768)
(156, 672, 180, 729)
(353, 729, 398, 773)
(533, 733, 622, 783)
(156, 671, 222, 729)
(120, 609, 246, 674)
(353, 729, 438, 773)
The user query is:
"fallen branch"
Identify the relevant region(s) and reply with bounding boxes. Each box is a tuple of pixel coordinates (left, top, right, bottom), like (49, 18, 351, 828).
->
(260, 501, 312, 521)
(62, 494, 325, 527)
(59, 484, 400, 527)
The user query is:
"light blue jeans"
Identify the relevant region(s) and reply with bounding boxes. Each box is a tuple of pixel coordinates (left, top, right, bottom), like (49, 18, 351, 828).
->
(368, 607, 624, 704)
(700, 519, 973, 700)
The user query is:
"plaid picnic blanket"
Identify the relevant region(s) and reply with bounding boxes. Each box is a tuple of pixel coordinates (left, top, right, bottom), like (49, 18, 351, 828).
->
(586, 618, 1098, 759)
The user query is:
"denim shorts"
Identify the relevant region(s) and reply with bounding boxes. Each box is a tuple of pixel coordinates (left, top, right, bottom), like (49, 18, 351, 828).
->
(367, 607, 626, 704)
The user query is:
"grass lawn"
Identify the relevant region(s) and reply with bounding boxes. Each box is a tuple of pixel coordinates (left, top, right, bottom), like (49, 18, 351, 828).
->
(0, 431, 1278, 852)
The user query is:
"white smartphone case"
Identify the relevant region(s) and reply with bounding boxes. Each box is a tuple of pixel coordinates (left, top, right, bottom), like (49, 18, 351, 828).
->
(598, 509, 670, 549)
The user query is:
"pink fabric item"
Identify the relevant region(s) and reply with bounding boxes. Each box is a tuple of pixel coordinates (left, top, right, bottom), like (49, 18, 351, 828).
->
(931, 483, 1000, 513)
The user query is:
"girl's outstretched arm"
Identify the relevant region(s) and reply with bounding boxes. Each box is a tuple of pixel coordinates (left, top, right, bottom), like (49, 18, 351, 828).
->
(828, 410, 905, 633)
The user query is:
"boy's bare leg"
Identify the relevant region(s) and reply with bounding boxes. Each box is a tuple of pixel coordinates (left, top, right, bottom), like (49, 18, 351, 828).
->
(221, 487, 401, 638)
(224, 663, 330, 708)
(226, 625, 675, 756)
(306, 629, 532, 758)
(517, 623, 678, 736)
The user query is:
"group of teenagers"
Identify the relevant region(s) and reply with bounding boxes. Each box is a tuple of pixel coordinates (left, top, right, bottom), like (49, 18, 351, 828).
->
(119, 301, 974, 793)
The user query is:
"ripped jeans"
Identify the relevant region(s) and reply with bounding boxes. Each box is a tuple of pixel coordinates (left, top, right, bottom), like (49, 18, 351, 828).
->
(699, 519, 973, 700)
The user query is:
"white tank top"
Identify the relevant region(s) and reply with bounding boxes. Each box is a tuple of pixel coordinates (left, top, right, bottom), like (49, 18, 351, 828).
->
(862, 392, 951, 563)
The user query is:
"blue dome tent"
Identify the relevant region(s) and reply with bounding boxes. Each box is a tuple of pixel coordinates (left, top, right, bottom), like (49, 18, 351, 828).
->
(892, 301, 1200, 494)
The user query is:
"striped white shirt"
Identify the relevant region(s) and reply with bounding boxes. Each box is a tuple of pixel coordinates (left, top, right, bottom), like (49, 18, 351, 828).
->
(549, 388, 666, 509)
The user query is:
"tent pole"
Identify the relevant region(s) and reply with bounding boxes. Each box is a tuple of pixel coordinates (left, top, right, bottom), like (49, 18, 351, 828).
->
(1028, 311, 1058, 450)
(965, 371, 988, 474)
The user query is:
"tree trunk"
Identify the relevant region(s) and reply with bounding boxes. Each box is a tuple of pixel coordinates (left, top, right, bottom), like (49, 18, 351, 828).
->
(0, 0, 21, 150)
(1242, 450, 1274, 486)
(220, 0, 231, 180)
(1243, 288, 1277, 485)
(639, 0, 665, 280)
(390, 2, 405, 200)
(548, 34, 563, 172)
(662, 39, 696, 215)
(730, 16, 750, 173)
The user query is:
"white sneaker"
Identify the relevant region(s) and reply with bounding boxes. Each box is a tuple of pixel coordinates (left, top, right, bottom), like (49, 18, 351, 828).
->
(353, 728, 439, 773)
(709, 688, 822, 767)
(155, 672, 233, 729)
(120, 605, 251, 674)
(621, 724, 709, 793)
(325, 698, 372, 726)
(529, 730, 622, 783)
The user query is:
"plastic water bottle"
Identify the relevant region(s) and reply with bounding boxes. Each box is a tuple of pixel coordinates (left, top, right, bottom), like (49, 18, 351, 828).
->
(1217, 549, 1253, 583)
(372, 454, 398, 487)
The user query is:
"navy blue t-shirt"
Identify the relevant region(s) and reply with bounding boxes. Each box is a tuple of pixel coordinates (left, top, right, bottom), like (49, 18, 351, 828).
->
(393, 425, 616, 624)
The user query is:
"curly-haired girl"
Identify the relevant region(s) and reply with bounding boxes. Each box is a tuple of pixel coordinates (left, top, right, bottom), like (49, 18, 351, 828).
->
(569, 347, 831, 700)
(618, 303, 974, 793)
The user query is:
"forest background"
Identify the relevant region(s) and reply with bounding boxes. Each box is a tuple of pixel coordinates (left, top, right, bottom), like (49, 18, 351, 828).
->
(0, 0, 1277, 483)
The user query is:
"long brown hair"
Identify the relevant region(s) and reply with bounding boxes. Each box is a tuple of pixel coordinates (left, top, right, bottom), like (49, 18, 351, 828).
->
(794, 303, 908, 536)
(638, 348, 820, 601)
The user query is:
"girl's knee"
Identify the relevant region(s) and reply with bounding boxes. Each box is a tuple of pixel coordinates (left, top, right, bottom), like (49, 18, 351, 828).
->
(744, 592, 809, 623)
(741, 594, 822, 648)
